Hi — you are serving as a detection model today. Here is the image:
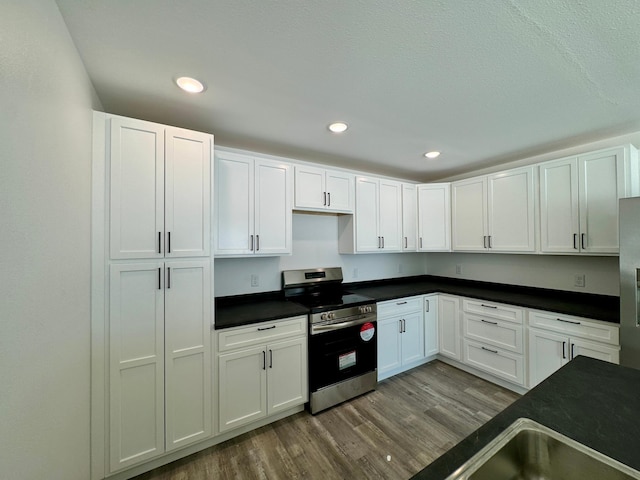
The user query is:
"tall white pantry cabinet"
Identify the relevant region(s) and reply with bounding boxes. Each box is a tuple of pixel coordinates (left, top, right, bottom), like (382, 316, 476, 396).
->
(92, 113, 214, 477)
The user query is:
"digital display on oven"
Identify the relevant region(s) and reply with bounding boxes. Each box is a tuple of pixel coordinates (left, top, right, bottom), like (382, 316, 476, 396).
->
(305, 272, 326, 279)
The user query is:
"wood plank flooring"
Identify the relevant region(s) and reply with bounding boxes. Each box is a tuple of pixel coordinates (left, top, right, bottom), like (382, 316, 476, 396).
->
(134, 361, 519, 480)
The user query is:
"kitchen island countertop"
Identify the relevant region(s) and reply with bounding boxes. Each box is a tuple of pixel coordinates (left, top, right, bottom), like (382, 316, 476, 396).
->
(412, 356, 640, 478)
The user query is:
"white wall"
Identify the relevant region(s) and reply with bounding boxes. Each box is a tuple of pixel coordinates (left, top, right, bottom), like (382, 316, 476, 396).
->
(426, 252, 619, 296)
(214, 213, 427, 296)
(0, 2, 99, 479)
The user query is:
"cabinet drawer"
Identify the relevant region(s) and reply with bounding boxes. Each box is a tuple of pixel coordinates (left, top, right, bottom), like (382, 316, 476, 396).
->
(377, 296, 422, 318)
(463, 299, 523, 324)
(217, 316, 307, 352)
(463, 313, 523, 354)
(463, 339, 525, 386)
(529, 310, 619, 346)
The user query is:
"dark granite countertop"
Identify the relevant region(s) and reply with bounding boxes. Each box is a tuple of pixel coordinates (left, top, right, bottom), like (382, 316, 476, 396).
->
(215, 275, 619, 329)
(412, 356, 640, 479)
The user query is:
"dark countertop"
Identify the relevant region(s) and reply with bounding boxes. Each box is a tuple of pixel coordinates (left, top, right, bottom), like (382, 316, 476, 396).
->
(214, 275, 619, 329)
(412, 356, 640, 479)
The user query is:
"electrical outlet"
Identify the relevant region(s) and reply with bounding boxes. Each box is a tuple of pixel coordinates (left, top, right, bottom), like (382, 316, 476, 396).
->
(574, 274, 586, 288)
(353, 268, 358, 279)
(250, 274, 259, 287)
(455, 265, 462, 275)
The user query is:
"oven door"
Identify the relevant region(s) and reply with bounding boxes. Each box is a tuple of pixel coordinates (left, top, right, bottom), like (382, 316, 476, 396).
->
(308, 317, 377, 392)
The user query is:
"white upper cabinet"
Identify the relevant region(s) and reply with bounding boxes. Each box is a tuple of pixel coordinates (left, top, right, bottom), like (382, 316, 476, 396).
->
(214, 150, 292, 256)
(401, 184, 418, 251)
(109, 117, 211, 260)
(417, 183, 451, 251)
(452, 167, 535, 252)
(294, 165, 354, 213)
(340, 176, 402, 253)
(540, 145, 639, 254)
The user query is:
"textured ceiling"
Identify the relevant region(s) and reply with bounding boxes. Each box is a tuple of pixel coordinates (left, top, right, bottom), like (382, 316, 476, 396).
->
(55, 0, 640, 181)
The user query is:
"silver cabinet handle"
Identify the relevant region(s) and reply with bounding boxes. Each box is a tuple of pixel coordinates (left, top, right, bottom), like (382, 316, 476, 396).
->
(581, 233, 586, 249)
(481, 346, 498, 354)
(397, 301, 407, 305)
(556, 318, 581, 325)
(381, 236, 384, 248)
(481, 304, 497, 309)
(573, 234, 578, 250)
(158, 232, 162, 254)
(378, 236, 382, 248)
(158, 267, 161, 290)
(488, 235, 492, 248)
(402, 319, 406, 333)
(269, 349, 273, 368)
(399, 319, 403, 333)
(404, 237, 408, 248)
(167, 267, 171, 289)
(327, 192, 331, 206)
(570, 343, 576, 360)
(262, 350, 266, 370)
(562, 341, 567, 359)
(323, 191, 327, 206)
(483, 236, 487, 248)
(480, 319, 498, 325)
(419, 237, 423, 249)
(256, 234, 260, 251)
(167, 231, 171, 253)
(250, 235, 254, 251)
(425, 299, 429, 312)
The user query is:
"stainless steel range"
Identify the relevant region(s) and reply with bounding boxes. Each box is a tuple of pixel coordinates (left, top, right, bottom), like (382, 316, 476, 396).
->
(282, 267, 377, 414)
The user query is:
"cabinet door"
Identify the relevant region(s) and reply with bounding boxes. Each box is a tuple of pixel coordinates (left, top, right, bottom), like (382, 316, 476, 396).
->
(417, 183, 451, 251)
(254, 159, 292, 255)
(109, 263, 165, 471)
(424, 295, 439, 357)
(325, 170, 354, 213)
(539, 158, 580, 253)
(528, 328, 568, 388)
(487, 167, 535, 252)
(401, 184, 418, 251)
(438, 295, 461, 360)
(109, 117, 164, 259)
(267, 337, 308, 414)
(377, 317, 402, 379)
(355, 177, 380, 252)
(164, 260, 212, 451)
(165, 128, 211, 258)
(379, 179, 402, 251)
(578, 148, 623, 254)
(218, 346, 267, 432)
(401, 311, 425, 364)
(214, 151, 254, 255)
(452, 177, 487, 251)
(571, 338, 620, 364)
(294, 165, 326, 210)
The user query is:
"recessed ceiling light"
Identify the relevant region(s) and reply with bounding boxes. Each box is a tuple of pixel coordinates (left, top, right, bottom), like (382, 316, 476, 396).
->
(328, 122, 348, 133)
(424, 151, 441, 159)
(175, 76, 205, 93)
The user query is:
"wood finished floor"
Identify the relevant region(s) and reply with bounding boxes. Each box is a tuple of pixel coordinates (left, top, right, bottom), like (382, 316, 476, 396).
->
(134, 361, 519, 480)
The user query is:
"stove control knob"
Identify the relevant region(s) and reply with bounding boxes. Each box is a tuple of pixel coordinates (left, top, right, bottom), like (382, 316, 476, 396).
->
(321, 313, 328, 321)
(328, 312, 335, 320)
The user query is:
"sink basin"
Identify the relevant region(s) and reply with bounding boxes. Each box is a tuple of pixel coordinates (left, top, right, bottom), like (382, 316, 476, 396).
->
(446, 418, 640, 480)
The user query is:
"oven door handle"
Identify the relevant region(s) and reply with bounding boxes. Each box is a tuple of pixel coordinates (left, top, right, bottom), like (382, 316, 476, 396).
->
(310, 315, 376, 334)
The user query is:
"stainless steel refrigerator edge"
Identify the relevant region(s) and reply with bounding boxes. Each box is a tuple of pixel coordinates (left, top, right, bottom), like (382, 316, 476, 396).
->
(619, 197, 640, 369)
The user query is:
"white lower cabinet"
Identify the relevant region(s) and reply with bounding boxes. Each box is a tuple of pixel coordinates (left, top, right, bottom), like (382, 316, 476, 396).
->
(217, 317, 308, 433)
(377, 297, 425, 380)
(423, 295, 439, 357)
(438, 295, 461, 361)
(109, 260, 212, 472)
(460, 298, 526, 387)
(528, 310, 620, 388)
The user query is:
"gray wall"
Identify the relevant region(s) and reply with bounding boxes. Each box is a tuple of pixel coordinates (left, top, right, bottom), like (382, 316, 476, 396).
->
(426, 252, 619, 296)
(0, 2, 99, 478)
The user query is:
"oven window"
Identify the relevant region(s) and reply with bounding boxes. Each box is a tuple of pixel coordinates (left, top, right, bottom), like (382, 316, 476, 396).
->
(308, 322, 377, 392)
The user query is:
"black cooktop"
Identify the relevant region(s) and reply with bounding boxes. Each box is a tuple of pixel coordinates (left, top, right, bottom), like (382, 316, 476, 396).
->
(290, 292, 375, 313)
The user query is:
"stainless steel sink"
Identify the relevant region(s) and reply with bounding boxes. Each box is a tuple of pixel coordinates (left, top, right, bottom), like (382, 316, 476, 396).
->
(446, 418, 640, 480)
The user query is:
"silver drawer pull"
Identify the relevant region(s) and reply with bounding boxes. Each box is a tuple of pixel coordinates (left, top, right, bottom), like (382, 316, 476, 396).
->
(480, 319, 498, 325)
(481, 346, 498, 354)
(257, 325, 276, 331)
(397, 301, 407, 305)
(556, 318, 581, 325)
(481, 304, 498, 309)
